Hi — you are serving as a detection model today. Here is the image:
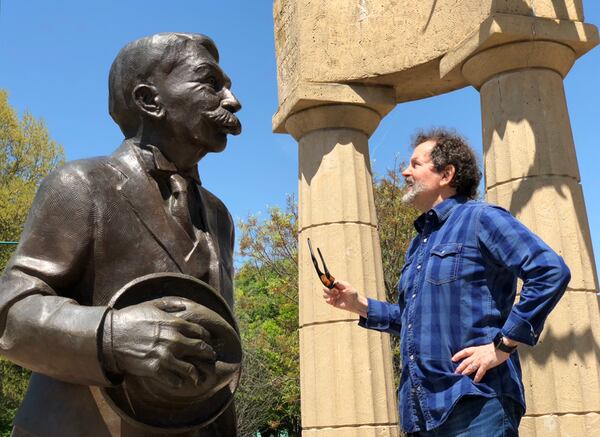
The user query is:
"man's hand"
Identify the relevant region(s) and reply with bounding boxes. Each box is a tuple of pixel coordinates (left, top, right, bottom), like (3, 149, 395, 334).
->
(322, 280, 368, 318)
(452, 342, 510, 383)
(109, 297, 217, 389)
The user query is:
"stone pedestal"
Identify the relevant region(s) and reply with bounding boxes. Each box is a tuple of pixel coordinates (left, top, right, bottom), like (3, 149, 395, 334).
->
(463, 40, 600, 436)
(286, 105, 399, 436)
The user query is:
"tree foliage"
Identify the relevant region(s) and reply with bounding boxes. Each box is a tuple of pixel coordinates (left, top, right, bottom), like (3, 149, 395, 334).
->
(0, 90, 65, 435)
(235, 197, 300, 437)
(234, 167, 418, 435)
(0, 90, 65, 266)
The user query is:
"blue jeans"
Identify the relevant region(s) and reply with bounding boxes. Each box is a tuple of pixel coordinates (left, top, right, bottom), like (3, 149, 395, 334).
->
(408, 396, 523, 437)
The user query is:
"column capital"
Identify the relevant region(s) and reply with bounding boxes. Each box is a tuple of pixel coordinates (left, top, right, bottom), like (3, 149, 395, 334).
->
(462, 41, 576, 89)
(273, 82, 395, 135)
(285, 104, 382, 141)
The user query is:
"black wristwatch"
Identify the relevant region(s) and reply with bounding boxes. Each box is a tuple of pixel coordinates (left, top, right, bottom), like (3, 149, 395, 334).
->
(494, 332, 518, 354)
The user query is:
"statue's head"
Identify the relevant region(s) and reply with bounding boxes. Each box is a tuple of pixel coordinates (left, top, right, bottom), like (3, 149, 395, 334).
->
(109, 33, 241, 165)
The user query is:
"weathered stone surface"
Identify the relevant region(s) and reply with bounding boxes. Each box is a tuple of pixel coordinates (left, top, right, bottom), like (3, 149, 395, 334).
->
(519, 291, 600, 415)
(273, 1, 599, 132)
(293, 105, 398, 435)
(300, 322, 397, 429)
(299, 224, 386, 326)
(520, 412, 600, 437)
(479, 68, 579, 185)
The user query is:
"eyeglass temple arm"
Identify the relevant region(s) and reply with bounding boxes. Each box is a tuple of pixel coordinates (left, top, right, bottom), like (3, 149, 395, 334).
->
(307, 238, 324, 276)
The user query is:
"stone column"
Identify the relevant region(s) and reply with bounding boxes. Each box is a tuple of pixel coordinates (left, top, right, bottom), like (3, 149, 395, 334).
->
(463, 41, 600, 436)
(285, 104, 399, 437)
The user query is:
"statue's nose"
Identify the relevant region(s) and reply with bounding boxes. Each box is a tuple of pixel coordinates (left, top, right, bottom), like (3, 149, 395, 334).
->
(221, 88, 241, 113)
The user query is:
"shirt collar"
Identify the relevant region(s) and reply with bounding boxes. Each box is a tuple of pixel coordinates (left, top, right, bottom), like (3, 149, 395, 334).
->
(138, 143, 201, 185)
(414, 195, 467, 233)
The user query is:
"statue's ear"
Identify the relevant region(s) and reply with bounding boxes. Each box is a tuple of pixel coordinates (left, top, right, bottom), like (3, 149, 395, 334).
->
(132, 84, 165, 119)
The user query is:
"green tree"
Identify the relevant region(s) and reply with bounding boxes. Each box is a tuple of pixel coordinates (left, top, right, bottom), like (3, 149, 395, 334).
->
(0, 89, 65, 435)
(235, 197, 300, 437)
(234, 167, 418, 435)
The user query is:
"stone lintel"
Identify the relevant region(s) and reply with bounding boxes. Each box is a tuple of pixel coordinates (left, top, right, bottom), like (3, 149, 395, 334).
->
(272, 82, 395, 135)
(440, 13, 599, 80)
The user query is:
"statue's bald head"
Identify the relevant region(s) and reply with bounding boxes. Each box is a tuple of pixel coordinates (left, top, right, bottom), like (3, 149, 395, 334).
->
(109, 33, 219, 137)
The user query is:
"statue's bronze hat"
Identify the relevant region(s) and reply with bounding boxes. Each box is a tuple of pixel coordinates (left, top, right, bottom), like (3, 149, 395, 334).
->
(100, 272, 242, 433)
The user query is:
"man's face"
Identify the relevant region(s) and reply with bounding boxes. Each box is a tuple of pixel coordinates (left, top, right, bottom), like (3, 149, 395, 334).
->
(401, 140, 446, 212)
(153, 44, 241, 160)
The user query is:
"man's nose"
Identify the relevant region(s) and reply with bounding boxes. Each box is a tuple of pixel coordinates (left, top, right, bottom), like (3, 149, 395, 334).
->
(221, 88, 241, 113)
(402, 167, 411, 177)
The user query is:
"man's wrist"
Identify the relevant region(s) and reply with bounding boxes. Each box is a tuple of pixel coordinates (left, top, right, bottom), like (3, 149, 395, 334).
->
(502, 337, 519, 348)
(494, 332, 518, 354)
(100, 310, 122, 380)
(357, 295, 368, 318)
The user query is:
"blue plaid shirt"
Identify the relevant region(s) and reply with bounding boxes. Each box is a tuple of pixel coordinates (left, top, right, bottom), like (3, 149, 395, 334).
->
(359, 196, 570, 432)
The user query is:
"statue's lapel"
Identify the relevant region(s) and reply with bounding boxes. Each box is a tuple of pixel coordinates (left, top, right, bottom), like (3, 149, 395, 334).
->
(108, 142, 193, 273)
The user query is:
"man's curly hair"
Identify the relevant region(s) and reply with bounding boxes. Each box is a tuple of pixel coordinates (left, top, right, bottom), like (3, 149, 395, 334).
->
(411, 128, 482, 199)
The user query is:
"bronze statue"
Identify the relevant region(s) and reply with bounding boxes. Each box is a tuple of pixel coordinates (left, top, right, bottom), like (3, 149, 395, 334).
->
(0, 33, 243, 436)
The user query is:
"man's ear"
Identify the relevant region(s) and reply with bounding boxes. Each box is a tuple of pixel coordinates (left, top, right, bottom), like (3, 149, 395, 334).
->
(440, 164, 456, 186)
(132, 84, 165, 119)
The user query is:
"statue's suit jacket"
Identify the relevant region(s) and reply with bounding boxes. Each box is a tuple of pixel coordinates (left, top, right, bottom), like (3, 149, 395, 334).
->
(0, 141, 235, 436)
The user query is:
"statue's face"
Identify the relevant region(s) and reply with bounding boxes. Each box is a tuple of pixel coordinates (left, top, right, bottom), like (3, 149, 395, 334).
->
(154, 44, 241, 158)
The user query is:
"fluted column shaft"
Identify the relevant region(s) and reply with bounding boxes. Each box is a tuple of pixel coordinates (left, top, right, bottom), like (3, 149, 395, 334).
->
(463, 41, 600, 436)
(286, 105, 398, 436)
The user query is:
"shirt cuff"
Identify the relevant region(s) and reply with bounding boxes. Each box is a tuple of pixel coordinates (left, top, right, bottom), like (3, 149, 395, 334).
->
(501, 311, 539, 346)
(358, 298, 392, 331)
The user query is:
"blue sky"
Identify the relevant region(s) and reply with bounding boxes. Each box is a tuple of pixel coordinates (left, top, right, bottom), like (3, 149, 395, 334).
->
(1, 1, 599, 273)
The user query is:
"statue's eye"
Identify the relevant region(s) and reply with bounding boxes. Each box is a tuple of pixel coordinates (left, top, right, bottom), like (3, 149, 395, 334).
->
(206, 76, 219, 89)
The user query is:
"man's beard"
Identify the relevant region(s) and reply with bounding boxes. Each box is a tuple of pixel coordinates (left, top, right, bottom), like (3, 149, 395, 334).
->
(402, 180, 425, 204)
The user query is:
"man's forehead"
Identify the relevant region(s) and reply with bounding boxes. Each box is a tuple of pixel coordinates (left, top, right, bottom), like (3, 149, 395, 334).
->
(412, 140, 436, 159)
(181, 46, 227, 76)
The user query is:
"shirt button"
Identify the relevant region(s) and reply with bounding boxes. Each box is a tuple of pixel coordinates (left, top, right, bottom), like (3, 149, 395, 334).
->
(409, 355, 414, 360)
(423, 238, 428, 243)
(428, 211, 433, 215)
(416, 265, 421, 270)
(412, 294, 416, 299)
(408, 323, 412, 329)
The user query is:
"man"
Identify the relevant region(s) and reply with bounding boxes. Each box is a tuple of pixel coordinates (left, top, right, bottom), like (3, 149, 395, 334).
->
(0, 33, 241, 436)
(323, 129, 570, 436)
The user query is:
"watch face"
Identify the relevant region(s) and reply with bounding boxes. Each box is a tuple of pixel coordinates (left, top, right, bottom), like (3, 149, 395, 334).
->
(493, 332, 503, 348)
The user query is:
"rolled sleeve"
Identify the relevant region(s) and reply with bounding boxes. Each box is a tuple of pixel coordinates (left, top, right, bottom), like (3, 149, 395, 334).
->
(501, 311, 538, 346)
(358, 298, 402, 337)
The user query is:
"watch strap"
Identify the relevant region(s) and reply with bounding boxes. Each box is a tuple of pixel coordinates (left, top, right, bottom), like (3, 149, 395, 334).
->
(494, 332, 517, 354)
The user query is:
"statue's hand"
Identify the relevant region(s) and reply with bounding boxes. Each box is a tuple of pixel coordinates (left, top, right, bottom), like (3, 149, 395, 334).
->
(109, 297, 216, 389)
(170, 299, 241, 396)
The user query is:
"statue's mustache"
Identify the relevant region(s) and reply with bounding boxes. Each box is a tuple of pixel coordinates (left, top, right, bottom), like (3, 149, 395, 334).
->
(205, 107, 242, 135)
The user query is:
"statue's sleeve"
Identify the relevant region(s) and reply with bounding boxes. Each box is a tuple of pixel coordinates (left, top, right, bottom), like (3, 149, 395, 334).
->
(0, 165, 112, 386)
